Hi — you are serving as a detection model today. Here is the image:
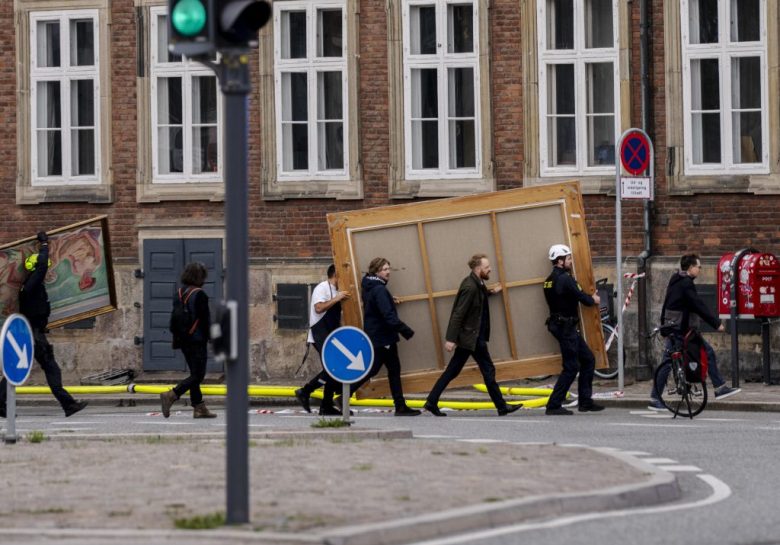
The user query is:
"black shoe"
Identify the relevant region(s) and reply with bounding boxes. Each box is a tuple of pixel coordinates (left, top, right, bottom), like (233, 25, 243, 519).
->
(545, 406, 573, 416)
(578, 402, 605, 413)
(319, 404, 342, 416)
(498, 403, 522, 416)
(64, 401, 88, 417)
(295, 389, 312, 413)
(424, 402, 446, 417)
(395, 406, 421, 416)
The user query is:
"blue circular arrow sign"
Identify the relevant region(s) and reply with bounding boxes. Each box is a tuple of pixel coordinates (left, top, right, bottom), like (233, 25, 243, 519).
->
(322, 326, 374, 384)
(1, 314, 35, 386)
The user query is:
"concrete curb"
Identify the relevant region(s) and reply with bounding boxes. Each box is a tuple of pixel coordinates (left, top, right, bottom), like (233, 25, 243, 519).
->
(39, 428, 413, 442)
(0, 445, 679, 545)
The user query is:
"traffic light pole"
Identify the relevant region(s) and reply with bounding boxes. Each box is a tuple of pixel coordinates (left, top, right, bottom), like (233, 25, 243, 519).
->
(218, 51, 251, 525)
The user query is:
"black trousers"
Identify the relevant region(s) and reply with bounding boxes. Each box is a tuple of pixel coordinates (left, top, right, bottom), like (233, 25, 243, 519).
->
(174, 341, 208, 405)
(426, 343, 507, 411)
(547, 322, 595, 409)
(0, 328, 76, 411)
(351, 343, 406, 409)
(300, 341, 341, 406)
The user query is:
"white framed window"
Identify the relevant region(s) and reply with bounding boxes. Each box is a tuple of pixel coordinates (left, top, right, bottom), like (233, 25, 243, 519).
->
(29, 10, 100, 186)
(537, 0, 620, 177)
(681, 0, 767, 175)
(274, 0, 348, 180)
(402, 0, 481, 179)
(149, 7, 222, 184)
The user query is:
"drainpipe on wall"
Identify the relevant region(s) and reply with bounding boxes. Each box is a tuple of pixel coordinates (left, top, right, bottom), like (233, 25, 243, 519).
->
(636, 0, 653, 380)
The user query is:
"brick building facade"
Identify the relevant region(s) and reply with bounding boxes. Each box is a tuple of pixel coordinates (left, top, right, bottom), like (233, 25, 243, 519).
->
(1, 0, 779, 383)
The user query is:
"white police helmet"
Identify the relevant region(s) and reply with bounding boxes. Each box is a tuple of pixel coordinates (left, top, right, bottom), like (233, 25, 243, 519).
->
(548, 244, 572, 261)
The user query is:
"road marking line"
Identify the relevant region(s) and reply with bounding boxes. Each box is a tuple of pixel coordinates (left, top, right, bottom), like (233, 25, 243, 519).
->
(696, 417, 746, 422)
(657, 465, 702, 472)
(411, 473, 731, 545)
(617, 450, 651, 456)
(135, 421, 193, 426)
(609, 422, 699, 428)
(641, 457, 677, 464)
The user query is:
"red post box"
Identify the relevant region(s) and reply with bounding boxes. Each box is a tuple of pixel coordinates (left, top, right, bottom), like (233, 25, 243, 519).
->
(718, 252, 780, 319)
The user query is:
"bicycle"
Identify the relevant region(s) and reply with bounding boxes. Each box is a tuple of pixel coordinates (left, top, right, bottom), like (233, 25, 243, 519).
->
(650, 326, 708, 419)
(594, 273, 643, 379)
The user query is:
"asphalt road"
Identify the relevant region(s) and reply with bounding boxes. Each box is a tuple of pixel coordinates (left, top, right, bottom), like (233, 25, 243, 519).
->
(4, 404, 780, 545)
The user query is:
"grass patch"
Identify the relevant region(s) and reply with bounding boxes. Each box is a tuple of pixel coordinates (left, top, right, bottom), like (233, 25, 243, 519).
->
(311, 417, 351, 428)
(395, 495, 411, 502)
(26, 430, 46, 443)
(482, 497, 503, 503)
(352, 463, 373, 471)
(173, 511, 225, 530)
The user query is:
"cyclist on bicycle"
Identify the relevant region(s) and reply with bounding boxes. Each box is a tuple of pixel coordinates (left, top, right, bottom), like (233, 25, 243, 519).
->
(649, 254, 740, 410)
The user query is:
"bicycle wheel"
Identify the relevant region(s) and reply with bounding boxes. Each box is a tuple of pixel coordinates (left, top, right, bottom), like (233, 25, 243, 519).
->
(654, 361, 708, 418)
(595, 322, 622, 379)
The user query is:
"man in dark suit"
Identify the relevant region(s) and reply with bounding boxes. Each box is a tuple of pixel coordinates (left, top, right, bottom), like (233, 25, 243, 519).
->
(424, 254, 521, 417)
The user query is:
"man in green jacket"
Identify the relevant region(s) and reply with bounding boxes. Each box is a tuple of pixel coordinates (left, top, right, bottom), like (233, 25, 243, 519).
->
(424, 254, 521, 417)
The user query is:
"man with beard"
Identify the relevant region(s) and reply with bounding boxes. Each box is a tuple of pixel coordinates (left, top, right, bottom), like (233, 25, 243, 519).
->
(543, 244, 603, 415)
(424, 254, 521, 417)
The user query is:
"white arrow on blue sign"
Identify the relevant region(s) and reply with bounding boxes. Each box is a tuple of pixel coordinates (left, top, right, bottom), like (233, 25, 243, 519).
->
(1, 314, 35, 386)
(321, 326, 374, 384)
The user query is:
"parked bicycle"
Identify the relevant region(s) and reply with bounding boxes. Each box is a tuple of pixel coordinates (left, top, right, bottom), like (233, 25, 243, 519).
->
(649, 326, 708, 419)
(595, 273, 643, 379)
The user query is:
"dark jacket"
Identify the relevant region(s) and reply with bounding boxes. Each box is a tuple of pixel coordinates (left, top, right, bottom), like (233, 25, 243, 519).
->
(446, 272, 490, 352)
(19, 244, 51, 329)
(361, 274, 413, 346)
(543, 266, 595, 319)
(178, 285, 211, 344)
(660, 271, 720, 332)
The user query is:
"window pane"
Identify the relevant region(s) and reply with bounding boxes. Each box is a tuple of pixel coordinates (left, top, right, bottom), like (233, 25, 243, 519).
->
(282, 72, 308, 122)
(691, 58, 720, 111)
(546, 0, 573, 50)
(586, 0, 613, 48)
(449, 120, 475, 168)
(282, 11, 307, 59)
(448, 4, 473, 53)
(72, 129, 95, 175)
(692, 113, 721, 163)
(37, 81, 62, 129)
(192, 76, 218, 125)
(448, 67, 474, 117)
(283, 124, 308, 170)
(71, 80, 94, 127)
(71, 19, 94, 66)
(410, 6, 436, 55)
(157, 77, 183, 125)
(318, 9, 342, 57)
(36, 21, 61, 67)
(157, 15, 182, 63)
(547, 64, 575, 166)
(589, 116, 615, 166)
(587, 62, 613, 114)
(448, 67, 475, 168)
(193, 127, 218, 173)
(689, 0, 718, 44)
(318, 122, 344, 169)
(586, 63, 614, 166)
(37, 131, 62, 176)
(158, 127, 183, 173)
(731, 0, 760, 42)
(318, 72, 343, 120)
(412, 68, 438, 169)
(732, 56, 761, 164)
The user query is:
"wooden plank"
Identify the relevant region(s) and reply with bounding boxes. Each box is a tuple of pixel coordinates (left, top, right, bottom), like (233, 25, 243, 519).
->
(417, 223, 445, 370)
(491, 211, 517, 360)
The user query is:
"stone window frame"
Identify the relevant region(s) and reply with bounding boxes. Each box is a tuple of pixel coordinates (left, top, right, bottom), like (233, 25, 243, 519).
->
(520, 0, 631, 194)
(258, 0, 362, 201)
(388, 0, 494, 198)
(15, 0, 113, 204)
(136, 2, 225, 203)
(665, 0, 780, 194)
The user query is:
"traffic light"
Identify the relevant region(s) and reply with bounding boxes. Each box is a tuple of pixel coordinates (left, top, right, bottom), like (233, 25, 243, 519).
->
(168, 0, 216, 57)
(216, 0, 272, 49)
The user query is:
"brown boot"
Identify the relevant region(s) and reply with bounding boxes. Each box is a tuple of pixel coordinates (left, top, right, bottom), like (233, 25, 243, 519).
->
(160, 389, 178, 418)
(193, 402, 217, 419)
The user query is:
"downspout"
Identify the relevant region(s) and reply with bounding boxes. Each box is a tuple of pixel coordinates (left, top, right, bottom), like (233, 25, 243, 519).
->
(636, 0, 653, 380)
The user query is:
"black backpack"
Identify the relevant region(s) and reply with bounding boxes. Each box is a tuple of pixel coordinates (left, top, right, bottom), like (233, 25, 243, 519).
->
(169, 287, 201, 348)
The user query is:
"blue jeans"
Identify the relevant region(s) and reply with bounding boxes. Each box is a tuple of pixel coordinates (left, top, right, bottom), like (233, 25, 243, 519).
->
(651, 337, 725, 400)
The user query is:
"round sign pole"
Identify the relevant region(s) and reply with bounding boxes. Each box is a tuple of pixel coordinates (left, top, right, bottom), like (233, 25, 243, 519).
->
(615, 128, 654, 392)
(2, 314, 35, 445)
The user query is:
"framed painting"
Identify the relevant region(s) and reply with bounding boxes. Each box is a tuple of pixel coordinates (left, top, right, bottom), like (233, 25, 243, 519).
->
(327, 181, 607, 397)
(0, 216, 117, 328)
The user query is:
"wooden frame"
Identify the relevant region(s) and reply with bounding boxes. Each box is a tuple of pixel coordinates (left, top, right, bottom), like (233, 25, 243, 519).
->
(327, 181, 606, 397)
(0, 216, 117, 328)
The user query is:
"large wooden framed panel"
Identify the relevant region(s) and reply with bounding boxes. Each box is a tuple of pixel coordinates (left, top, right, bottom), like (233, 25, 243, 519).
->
(328, 182, 606, 397)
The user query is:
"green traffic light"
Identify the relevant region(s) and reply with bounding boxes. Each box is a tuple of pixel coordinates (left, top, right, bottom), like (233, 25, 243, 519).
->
(171, 0, 207, 37)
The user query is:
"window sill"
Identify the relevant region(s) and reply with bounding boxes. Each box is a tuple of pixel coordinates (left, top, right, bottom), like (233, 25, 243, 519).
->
(262, 178, 363, 201)
(523, 175, 620, 196)
(137, 181, 225, 203)
(668, 173, 780, 195)
(17, 182, 114, 205)
(390, 176, 495, 199)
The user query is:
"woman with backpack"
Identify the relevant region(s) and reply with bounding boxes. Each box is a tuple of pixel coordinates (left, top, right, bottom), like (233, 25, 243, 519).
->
(161, 261, 216, 419)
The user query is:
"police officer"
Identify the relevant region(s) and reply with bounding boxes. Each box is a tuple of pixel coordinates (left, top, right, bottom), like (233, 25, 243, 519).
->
(543, 244, 604, 415)
(0, 232, 88, 419)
